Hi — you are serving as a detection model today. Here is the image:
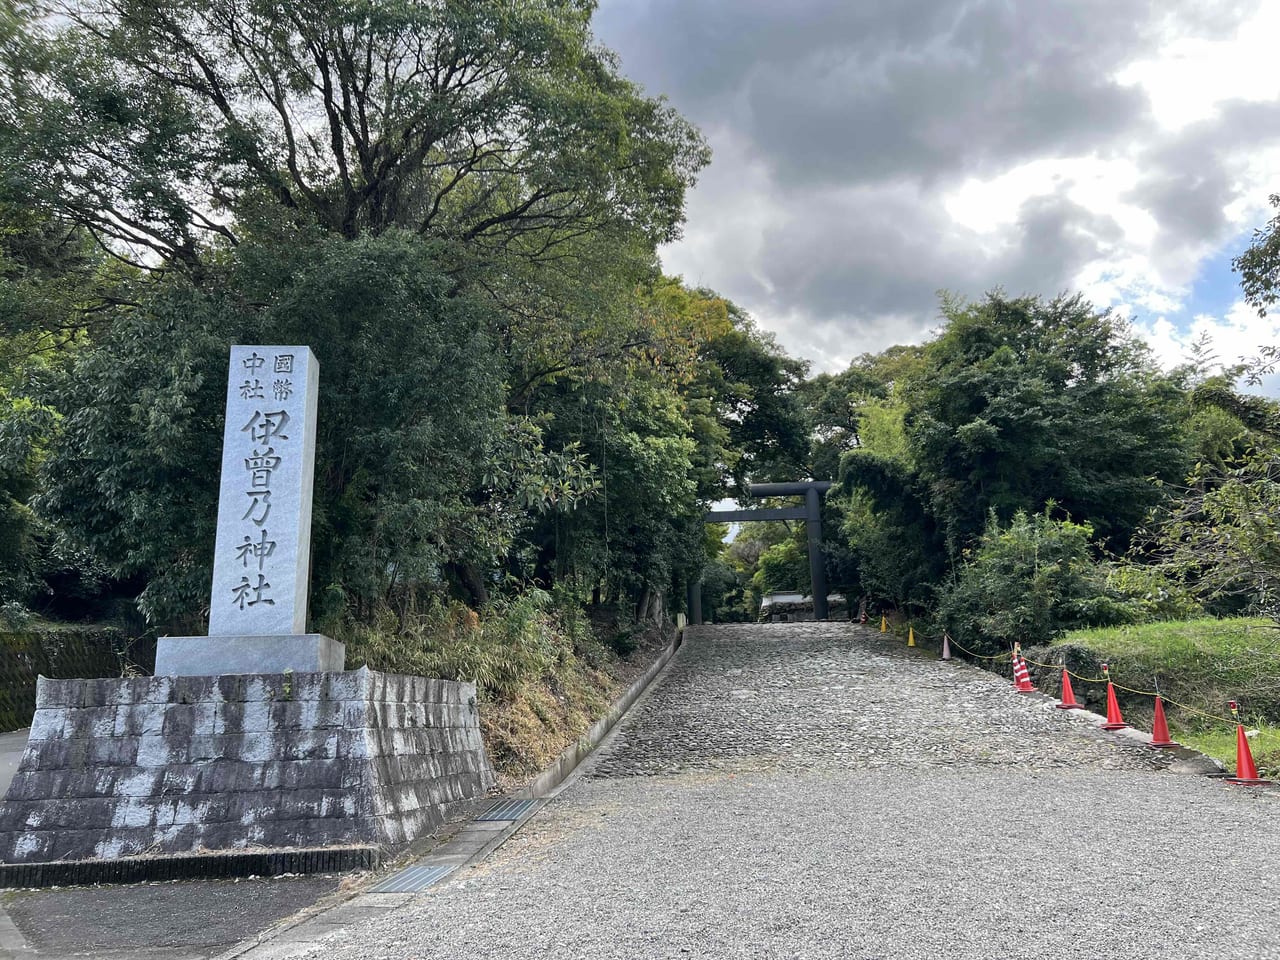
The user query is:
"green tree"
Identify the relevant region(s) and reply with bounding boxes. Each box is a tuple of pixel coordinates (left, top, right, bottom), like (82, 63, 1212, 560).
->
(802, 345, 925, 479)
(39, 233, 599, 630)
(1235, 194, 1280, 318)
(2, 0, 708, 276)
(693, 300, 809, 493)
(1147, 389, 1280, 624)
(936, 509, 1131, 653)
(817, 349, 941, 613)
(0, 194, 129, 613)
(7, 0, 715, 636)
(908, 291, 1187, 555)
(519, 280, 808, 620)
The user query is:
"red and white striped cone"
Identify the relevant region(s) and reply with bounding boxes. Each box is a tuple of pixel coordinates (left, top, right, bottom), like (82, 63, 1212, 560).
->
(1012, 644, 1035, 693)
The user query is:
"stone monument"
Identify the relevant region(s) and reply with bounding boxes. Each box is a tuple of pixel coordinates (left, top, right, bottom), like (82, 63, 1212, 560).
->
(155, 345, 343, 675)
(0, 346, 494, 877)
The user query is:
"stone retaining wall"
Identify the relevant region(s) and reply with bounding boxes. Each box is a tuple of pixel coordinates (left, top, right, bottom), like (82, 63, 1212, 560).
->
(0, 666, 494, 864)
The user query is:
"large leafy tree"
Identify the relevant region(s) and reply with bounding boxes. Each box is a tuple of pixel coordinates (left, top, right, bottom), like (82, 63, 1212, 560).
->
(519, 279, 811, 619)
(0, 194, 129, 614)
(39, 233, 535, 630)
(697, 305, 809, 492)
(802, 344, 925, 479)
(1147, 388, 1280, 624)
(1235, 194, 1280, 318)
(908, 292, 1187, 555)
(3, 0, 715, 631)
(2, 0, 707, 274)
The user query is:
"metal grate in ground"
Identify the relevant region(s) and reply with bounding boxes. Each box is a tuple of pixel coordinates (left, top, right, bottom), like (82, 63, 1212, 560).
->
(367, 863, 455, 893)
(474, 798, 538, 821)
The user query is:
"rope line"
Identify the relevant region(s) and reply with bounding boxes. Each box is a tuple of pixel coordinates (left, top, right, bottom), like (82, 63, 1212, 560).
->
(922, 629, 1241, 726)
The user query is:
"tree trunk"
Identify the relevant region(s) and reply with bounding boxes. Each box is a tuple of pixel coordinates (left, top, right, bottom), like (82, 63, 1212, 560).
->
(635, 586, 652, 624)
(456, 562, 489, 607)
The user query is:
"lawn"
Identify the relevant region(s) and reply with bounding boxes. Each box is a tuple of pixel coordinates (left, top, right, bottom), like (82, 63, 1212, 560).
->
(1047, 618, 1280, 779)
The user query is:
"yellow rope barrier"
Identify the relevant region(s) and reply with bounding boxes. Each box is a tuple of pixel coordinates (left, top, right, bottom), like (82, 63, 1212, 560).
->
(927, 630, 1240, 726)
(942, 634, 1007, 661)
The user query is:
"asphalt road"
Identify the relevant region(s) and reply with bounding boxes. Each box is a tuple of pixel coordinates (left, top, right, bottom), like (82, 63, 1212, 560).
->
(0, 731, 29, 801)
(1, 875, 343, 959)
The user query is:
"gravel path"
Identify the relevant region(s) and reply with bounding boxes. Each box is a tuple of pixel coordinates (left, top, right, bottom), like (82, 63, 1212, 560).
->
(315, 623, 1280, 959)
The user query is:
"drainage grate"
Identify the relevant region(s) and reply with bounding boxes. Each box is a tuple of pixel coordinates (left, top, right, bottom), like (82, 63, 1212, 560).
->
(367, 863, 455, 893)
(475, 798, 538, 822)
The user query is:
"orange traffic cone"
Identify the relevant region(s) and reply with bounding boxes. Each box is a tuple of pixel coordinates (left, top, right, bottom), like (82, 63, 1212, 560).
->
(941, 632, 953, 662)
(1225, 701, 1273, 786)
(1055, 669, 1083, 710)
(1012, 645, 1035, 693)
(1149, 696, 1178, 748)
(1099, 663, 1127, 730)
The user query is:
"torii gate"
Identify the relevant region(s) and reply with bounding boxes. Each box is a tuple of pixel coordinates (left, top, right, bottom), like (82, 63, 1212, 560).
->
(693, 480, 834, 623)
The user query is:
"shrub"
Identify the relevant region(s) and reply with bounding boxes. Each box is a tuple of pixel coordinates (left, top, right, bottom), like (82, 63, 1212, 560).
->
(339, 589, 625, 780)
(1103, 561, 1203, 623)
(937, 509, 1134, 654)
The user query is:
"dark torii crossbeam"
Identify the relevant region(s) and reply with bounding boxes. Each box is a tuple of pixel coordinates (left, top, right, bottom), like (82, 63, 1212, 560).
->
(700, 480, 834, 622)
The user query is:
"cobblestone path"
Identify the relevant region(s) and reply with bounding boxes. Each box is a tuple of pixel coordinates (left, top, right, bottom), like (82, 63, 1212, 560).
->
(587, 622, 1167, 776)
(319, 623, 1280, 960)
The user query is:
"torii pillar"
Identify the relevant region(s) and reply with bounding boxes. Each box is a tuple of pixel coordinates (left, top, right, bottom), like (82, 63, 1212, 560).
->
(699, 480, 833, 623)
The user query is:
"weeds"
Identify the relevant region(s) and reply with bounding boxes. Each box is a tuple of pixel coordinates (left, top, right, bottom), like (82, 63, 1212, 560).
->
(336, 589, 629, 784)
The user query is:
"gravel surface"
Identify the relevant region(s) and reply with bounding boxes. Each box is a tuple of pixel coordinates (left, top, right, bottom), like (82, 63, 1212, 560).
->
(307, 623, 1280, 959)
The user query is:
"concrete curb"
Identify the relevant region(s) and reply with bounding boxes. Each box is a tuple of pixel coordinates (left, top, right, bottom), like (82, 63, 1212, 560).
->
(516, 626, 685, 800)
(0, 845, 380, 891)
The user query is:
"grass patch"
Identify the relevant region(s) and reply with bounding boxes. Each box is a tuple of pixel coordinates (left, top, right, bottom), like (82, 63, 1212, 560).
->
(1043, 617, 1280, 779)
(1178, 723, 1280, 781)
(1050, 618, 1280, 719)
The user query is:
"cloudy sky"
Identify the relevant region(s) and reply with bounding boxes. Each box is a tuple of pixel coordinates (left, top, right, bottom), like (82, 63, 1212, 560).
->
(592, 0, 1280, 380)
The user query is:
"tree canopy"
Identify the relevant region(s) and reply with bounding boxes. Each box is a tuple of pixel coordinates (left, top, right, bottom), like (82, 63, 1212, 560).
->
(2, 0, 707, 275)
(906, 292, 1187, 554)
(2, 0, 1278, 664)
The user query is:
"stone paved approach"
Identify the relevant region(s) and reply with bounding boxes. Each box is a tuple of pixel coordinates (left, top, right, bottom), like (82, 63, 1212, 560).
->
(247, 623, 1280, 959)
(585, 623, 1169, 776)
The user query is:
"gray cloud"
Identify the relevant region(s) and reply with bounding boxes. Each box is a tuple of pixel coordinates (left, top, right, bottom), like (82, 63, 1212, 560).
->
(1128, 100, 1280, 277)
(592, 0, 1271, 366)
(704, 185, 1123, 366)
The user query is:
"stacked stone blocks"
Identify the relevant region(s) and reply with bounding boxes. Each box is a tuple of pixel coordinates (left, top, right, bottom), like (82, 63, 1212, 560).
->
(0, 666, 493, 864)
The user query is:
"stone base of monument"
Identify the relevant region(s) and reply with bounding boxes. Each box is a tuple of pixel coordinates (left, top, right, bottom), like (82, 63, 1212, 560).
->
(0, 667, 494, 872)
(153, 633, 346, 676)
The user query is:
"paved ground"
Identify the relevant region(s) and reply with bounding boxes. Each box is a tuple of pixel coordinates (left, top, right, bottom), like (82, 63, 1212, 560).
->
(0, 731, 29, 800)
(1, 876, 343, 959)
(282, 622, 1280, 960)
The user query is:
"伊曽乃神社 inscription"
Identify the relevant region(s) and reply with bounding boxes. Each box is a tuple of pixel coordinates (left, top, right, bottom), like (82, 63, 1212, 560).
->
(208, 347, 319, 637)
